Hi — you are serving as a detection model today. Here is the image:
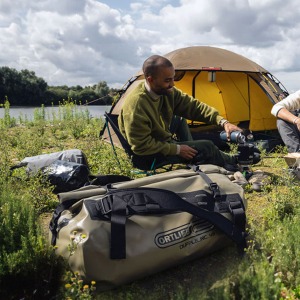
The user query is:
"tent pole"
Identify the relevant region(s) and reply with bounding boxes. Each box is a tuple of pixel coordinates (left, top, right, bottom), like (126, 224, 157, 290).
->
(191, 71, 201, 127)
(247, 75, 251, 130)
(192, 71, 201, 98)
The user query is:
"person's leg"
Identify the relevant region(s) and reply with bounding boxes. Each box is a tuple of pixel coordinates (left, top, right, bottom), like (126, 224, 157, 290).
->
(160, 140, 237, 168)
(170, 116, 193, 141)
(182, 140, 237, 166)
(277, 118, 300, 153)
(133, 139, 237, 170)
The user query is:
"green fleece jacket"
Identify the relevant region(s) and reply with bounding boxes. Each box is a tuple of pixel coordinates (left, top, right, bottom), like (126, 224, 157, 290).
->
(118, 82, 223, 156)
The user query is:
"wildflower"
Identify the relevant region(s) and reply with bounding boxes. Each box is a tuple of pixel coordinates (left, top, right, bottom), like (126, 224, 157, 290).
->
(91, 281, 96, 285)
(274, 277, 282, 283)
(65, 283, 72, 289)
(280, 287, 288, 298)
(83, 285, 89, 289)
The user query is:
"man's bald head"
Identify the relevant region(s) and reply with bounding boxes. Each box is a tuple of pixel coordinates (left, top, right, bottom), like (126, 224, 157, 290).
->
(142, 55, 173, 78)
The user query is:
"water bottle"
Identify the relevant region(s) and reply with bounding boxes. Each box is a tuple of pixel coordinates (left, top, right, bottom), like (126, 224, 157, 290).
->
(220, 131, 246, 143)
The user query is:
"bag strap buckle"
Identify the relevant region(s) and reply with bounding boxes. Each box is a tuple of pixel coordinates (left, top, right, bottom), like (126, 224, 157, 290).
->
(209, 182, 221, 198)
(99, 196, 112, 214)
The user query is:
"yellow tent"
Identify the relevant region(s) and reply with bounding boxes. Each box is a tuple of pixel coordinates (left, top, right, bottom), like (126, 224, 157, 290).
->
(103, 46, 288, 146)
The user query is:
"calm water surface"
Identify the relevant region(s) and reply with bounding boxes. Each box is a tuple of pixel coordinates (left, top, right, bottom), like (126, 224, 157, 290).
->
(0, 105, 111, 121)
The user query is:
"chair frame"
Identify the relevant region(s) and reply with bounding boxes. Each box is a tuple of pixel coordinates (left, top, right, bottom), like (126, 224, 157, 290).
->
(103, 112, 172, 175)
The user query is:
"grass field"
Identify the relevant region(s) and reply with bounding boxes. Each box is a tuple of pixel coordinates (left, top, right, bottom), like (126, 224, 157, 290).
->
(0, 102, 300, 299)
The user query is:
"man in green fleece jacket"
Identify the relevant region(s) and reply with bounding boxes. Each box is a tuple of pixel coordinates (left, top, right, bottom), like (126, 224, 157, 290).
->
(118, 55, 241, 170)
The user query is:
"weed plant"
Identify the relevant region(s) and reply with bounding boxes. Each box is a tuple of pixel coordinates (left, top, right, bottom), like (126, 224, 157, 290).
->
(1, 101, 300, 299)
(0, 189, 64, 299)
(0, 99, 17, 128)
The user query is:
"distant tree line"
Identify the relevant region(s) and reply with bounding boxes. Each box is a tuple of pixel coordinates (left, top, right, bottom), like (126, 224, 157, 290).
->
(0, 66, 118, 106)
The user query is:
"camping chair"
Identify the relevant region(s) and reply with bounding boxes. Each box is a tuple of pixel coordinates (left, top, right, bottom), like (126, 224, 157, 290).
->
(102, 112, 173, 175)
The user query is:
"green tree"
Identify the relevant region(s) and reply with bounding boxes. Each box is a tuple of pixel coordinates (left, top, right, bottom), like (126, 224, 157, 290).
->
(45, 86, 69, 105)
(0, 67, 22, 104)
(0, 67, 47, 105)
(92, 81, 114, 105)
(0, 66, 116, 106)
(20, 69, 48, 105)
(78, 89, 97, 103)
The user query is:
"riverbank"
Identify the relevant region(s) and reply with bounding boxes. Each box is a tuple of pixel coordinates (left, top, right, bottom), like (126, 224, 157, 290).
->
(0, 104, 111, 121)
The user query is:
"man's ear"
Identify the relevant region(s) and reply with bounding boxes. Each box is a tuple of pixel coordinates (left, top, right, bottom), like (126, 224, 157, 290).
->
(147, 75, 153, 83)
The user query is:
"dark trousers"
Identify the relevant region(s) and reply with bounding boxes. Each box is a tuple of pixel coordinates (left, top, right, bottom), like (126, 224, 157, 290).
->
(132, 139, 236, 170)
(166, 140, 236, 165)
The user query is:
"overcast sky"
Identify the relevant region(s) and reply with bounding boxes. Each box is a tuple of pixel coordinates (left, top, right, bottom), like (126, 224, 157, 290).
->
(1, 0, 299, 92)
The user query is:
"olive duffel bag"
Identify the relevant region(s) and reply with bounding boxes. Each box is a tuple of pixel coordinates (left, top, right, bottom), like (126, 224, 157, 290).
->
(49, 164, 247, 291)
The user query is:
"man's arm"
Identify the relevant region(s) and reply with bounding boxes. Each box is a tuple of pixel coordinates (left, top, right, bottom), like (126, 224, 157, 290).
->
(277, 108, 300, 131)
(173, 88, 242, 140)
(271, 90, 300, 131)
(271, 90, 300, 117)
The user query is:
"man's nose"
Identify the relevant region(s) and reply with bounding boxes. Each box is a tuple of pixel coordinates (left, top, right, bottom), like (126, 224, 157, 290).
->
(169, 79, 174, 88)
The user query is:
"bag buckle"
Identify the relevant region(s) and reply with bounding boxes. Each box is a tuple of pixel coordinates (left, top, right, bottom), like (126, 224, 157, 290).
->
(209, 182, 221, 198)
(99, 196, 112, 214)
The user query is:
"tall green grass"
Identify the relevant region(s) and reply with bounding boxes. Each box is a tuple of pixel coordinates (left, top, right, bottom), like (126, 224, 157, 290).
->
(0, 101, 133, 299)
(0, 189, 65, 299)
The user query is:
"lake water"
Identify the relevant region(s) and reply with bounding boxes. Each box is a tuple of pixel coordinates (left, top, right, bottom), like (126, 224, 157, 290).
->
(0, 105, 112, 121)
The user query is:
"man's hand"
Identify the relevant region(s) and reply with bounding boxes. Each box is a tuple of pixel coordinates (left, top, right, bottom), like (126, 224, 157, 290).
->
(178, 145, 198, 160)
(223, 122, 242, 141)
(294, 117, 300, 131)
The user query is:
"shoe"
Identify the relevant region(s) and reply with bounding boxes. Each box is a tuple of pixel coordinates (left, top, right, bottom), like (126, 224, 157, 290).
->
(252, 182, 263, 192)
(232, 171, 248, 188)
(248, 170, 271, 191)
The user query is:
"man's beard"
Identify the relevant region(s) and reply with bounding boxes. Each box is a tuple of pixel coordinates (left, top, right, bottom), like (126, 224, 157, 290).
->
(158, 87, 173, 95)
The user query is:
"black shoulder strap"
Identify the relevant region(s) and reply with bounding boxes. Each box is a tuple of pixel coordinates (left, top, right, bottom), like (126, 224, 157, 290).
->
(193, 166, 221, 199)
(189, 165, 246, 231)
(99, 187, 246, 259)
(49, 198, 80, 245)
